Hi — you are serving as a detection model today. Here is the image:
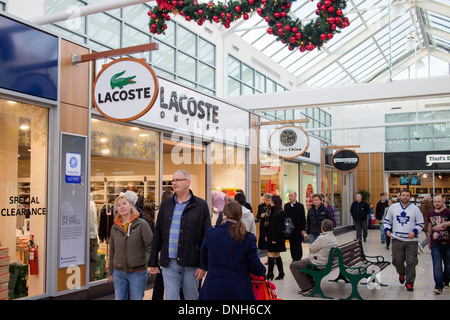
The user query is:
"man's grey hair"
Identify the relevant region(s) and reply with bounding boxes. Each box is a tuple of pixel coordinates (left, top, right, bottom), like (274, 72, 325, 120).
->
(174, 170, 191, 180)
(321, 219, 334, 232)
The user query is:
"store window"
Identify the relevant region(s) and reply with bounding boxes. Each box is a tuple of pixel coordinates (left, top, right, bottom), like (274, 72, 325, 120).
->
(90, 119, 159, 282)
(162, 138, 206, 199)
(283, 161, 299, 204)
(301, 162, 318, 210)
(387, 172, 450, 207)
(211, 143, 246, 217)
(261, 155, 281, 196)
(0, 99, 48, 299)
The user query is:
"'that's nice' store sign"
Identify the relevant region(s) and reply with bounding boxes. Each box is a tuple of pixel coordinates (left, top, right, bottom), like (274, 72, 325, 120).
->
(92, 57, 159, 122)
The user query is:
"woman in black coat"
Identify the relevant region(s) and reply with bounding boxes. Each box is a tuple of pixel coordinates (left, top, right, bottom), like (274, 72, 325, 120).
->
(257, 193, 272, 251)
(266, 195, 286, 280)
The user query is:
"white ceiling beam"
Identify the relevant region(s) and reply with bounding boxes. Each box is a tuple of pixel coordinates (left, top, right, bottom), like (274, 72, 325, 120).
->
(227, 75, 450, 110)
(415, 0, 450, 17)
(30, 0, 151, 25)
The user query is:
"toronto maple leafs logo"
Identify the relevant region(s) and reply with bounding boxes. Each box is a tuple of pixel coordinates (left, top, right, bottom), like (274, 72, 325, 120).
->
(396, 211, 410, 226)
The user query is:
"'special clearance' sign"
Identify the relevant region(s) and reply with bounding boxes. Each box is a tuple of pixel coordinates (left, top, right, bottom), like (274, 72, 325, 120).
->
(92, 57, 159, 122)
(331, 149, 360, 171)
(269, 125, 309, 159)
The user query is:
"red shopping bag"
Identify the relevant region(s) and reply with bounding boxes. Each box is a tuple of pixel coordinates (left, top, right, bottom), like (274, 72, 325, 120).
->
(251, 274, 281, 300)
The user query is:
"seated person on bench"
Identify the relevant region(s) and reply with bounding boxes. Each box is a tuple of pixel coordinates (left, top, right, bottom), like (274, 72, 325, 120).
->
(289, 219, 337, 295)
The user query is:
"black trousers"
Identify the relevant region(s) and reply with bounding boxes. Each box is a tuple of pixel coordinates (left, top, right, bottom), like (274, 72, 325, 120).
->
(288, 231, 303, 261)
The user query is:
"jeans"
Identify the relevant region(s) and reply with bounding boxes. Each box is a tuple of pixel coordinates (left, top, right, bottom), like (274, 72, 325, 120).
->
(430, 244, 450, 290)
(113, 269, 148, 300)
(380, 224, 386, 242)
(309, 233, 319, 244)
(162, 258, 199, 300)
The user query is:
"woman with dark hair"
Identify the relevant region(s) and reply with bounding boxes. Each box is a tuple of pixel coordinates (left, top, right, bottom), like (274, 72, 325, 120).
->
(266, 195, 286, 280)
(199, 201, 266, 300)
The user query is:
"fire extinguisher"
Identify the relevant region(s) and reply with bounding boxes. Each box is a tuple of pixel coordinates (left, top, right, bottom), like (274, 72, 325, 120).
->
(29, 235, 39, 275)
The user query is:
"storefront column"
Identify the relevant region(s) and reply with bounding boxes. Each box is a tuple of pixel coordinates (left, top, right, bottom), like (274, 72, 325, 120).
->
(54, 39, 90, 295)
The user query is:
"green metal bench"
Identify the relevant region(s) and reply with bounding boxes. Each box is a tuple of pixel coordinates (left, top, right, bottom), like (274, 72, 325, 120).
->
(300, 239, 390, 300)
(299, 247, 339, 299)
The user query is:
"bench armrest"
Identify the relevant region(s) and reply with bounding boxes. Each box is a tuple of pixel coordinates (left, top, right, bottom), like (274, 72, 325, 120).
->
(364, 255, 385, 263)
(344, 265, 368, 276)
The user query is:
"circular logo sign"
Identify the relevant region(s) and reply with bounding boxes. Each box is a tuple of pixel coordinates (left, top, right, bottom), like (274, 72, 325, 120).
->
(331, 149, 360, 171)
(92, 58, 159, 122)
(269, 125, 309, 159)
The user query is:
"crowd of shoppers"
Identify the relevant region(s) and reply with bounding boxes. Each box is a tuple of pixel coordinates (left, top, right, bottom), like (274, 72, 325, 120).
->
(106, 173, 447, 300)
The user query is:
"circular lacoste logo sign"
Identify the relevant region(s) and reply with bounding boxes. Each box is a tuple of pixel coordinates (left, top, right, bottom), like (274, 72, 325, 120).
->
(269, 125, 309, 159)
(92, 58, 159, 122)
(331, 149, 360, 171)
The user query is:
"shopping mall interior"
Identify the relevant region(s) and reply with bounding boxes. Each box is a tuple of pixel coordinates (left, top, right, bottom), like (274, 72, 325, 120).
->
(0, 0, 449, 302)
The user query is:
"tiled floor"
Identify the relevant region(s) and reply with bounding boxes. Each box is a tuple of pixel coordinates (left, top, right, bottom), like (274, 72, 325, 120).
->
(142, 228, 449, 300)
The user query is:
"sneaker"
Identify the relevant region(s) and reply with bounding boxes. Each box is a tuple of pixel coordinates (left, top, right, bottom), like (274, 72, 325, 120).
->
(301, 287, 315, 296)
(399, 275, 405, 284)
(433, 288, 443, 294)
(405, 283, 414, 291)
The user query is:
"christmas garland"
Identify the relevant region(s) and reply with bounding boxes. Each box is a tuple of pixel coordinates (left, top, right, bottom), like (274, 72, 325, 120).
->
(148, 0, 349, 52)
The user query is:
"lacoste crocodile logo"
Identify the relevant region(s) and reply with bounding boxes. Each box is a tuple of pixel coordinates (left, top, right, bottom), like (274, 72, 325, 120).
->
(110, 70, 136, 89)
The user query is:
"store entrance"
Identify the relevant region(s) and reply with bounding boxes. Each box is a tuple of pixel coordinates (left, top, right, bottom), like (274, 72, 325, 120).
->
(162, 138, 206, 200)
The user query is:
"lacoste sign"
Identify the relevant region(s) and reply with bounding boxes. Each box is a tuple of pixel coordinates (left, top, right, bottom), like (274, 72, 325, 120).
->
(93, 58, 159, 122)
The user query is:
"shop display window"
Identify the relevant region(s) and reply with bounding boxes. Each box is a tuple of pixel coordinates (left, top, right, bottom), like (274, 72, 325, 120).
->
(90, 119, 159, 282)
(387, 172, 450, 207)
(211, 143, 246, 224)
(283, 161, 299, 204)
(260, 155, 280, 196)
(301, 162, 318, 210)
(0, 99, 48, 299)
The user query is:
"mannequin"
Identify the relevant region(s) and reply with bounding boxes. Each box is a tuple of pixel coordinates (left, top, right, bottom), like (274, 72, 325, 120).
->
(211, 187, 227, 225)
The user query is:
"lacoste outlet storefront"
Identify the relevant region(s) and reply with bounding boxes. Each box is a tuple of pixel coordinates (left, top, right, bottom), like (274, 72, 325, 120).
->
(89, 57, 258, 284)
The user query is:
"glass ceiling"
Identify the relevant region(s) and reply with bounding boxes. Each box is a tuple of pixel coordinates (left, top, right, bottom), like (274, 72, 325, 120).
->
(224, 0, 450, 88)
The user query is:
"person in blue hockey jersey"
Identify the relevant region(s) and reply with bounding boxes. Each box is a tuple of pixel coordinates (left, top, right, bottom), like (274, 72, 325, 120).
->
(383, 189, 425, 291)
